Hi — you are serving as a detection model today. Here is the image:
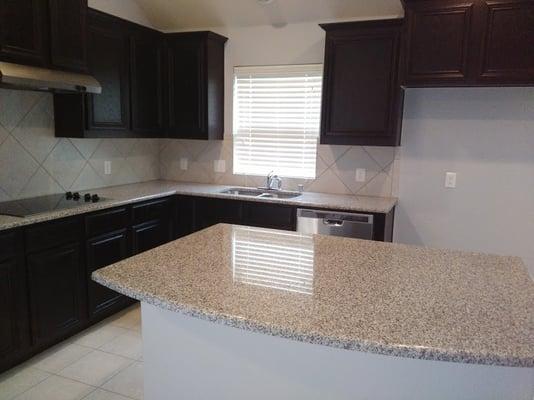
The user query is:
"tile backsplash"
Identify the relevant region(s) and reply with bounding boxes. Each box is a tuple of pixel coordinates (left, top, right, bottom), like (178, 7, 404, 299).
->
(0, 87, 398, 201)
(160, 139, 399, 197)
(0, 89, 160, 201)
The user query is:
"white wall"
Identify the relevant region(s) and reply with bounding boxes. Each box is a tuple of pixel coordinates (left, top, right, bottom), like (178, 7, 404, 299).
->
(394, 88, 534, 276)
(88, 0, 155, 28)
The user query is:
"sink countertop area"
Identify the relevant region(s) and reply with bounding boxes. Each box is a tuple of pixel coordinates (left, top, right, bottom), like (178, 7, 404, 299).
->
(93, 224, 534, 368)
(0, 180, 398, 232)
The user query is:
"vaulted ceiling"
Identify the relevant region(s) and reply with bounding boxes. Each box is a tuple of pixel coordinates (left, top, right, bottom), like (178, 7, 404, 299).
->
(94, 0, 404, 31)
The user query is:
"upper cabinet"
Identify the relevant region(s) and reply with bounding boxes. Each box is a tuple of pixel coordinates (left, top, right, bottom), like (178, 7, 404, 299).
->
(0, 0, 88, 72)
(0, 0, 47, 66)
(166, 32, 227, 140)
(85, 10, 130, 135)
(320, 20, 404, 147)
(48, 0, 88, 72)
(130, 27, 165, 136)
(402, 0, 534, 86)
(54, 10, 227, 140)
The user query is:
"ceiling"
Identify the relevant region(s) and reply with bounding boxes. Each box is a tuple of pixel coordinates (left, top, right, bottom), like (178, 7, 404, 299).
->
(129, 0, 404, 31)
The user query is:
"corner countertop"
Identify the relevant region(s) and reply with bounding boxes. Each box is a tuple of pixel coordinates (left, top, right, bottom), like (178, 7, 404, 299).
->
(93, 224, 534, 368)
(0, 180, 397, 232)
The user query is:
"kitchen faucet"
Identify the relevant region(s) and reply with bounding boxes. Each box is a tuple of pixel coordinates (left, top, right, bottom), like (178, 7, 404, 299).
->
(265, 171, 282, 190)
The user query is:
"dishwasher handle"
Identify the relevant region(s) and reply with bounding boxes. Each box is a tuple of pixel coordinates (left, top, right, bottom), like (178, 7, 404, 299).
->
(323, 218, 344, 227)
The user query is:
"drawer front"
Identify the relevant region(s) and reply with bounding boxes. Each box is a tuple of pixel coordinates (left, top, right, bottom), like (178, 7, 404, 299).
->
(86, 207, 129, 238)
(132, 197, 173, 225)
(25, 218, 82, 253)
(0, 231, 19, 260)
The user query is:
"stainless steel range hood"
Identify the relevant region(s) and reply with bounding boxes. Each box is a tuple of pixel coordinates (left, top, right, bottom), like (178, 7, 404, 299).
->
(0, 62, 101, 94)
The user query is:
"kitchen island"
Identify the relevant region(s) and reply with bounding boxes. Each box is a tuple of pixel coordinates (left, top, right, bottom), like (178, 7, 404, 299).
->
(93, 224, 534, 400)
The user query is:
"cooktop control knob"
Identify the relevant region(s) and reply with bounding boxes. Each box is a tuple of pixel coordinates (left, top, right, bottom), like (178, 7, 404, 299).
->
(66, 191, 73, 199)
(84, 193, 91, 202)
(72, 192, 80, 200)
(91, 194, 100, 203)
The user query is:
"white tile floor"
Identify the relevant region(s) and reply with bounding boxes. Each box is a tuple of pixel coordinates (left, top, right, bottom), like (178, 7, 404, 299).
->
(0, 304, 143, 400)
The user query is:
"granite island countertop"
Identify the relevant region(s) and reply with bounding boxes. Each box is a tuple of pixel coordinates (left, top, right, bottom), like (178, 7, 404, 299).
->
(0, 180, 397, 232)
(92, 224, 534, 368)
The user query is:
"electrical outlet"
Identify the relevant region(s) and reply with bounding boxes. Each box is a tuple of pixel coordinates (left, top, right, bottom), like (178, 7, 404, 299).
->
(355, 168, 366, 182)
(214, 159, 226, 173)
(104, 161, 111, 175)
(445, 172, 457, 188)
(180, 158, 188, 170)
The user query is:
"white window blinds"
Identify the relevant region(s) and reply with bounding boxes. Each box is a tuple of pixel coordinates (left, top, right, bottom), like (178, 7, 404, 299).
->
(233, 64, 323, 179)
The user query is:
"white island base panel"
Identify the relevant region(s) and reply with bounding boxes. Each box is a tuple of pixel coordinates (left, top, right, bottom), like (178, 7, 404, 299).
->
(141, 303, 534, 400)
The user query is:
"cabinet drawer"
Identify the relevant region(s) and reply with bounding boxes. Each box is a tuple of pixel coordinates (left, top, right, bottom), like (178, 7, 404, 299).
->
(25, 218, 82, 253)
(86, 207, 128, 238)
(0, 231, 19, 259)
(244, 202, 296, 231)
(132, 197, 173, 225)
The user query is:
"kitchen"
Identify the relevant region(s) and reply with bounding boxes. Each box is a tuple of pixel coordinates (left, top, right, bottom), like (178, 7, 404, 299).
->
(0, 0, 533, 399)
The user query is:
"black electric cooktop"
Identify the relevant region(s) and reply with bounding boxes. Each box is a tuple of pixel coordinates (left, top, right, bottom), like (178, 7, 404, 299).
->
(0, 192, 107, 217)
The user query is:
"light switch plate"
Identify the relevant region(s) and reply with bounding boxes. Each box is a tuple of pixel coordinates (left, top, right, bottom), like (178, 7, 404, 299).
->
(180, 158, 188, 171)
(445, 172, 457, 188)
(355, 168, 366, 182)
(214, 159, 226, 173)
(104, 161, 111, 175)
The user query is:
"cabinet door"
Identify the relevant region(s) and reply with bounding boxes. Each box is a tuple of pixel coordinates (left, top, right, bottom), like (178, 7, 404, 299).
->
(167, 38, 206, 138)
(320, 20, 403, 146)
(0, 0, 47, 66)
(195, 198, 243, 230)
(403, 0, 477, 85)
(86, 230, 129, 318)
(48, 0, 88, 72)
(477, 0, 534, 84)
(0, 257, 29, 367)
(243, 202, 296, 231)
(130, 32, 164, 136)
(27, 243, 85, 345)
(132, 220, 172, 255)
(85, 11, 130, 133)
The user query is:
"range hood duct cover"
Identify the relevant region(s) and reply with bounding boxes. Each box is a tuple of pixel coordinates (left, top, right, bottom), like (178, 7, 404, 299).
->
(0, 61, 101, 94)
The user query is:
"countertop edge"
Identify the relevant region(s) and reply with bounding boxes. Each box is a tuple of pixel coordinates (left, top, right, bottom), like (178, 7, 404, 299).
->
(0, 181, 398, 232)
(92, 271, 533, 369)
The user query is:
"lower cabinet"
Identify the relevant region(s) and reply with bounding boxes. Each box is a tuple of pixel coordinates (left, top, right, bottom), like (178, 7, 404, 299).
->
(86, 229, 129, 318)
(243, 202, 296, 231)
(132, 220, 172, 254)
(0, 230, 29, 370)
(27, 242, 85, 346)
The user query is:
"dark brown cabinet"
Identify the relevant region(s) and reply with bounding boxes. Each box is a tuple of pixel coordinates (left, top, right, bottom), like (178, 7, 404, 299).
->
(0, 0, 47, 66)
(0, 231, 29, 371)
(243, 202, 296, 231)
(166, 32, 227, 140)
(402, 0, 534, 86)
(84, 10, 130, 135)
(48, 0, 88, 72)
(86, 230, 129, 318)
(194, 198, 243, 230)
(27, 242, 85, 346)
(131, 197, 174, 254)
(85, 207, 131, 319)
(320, 20, 404, 146)
(0, 0, 88, 72)
(477, 0, 534, 84)
(130, 29, 164, 136)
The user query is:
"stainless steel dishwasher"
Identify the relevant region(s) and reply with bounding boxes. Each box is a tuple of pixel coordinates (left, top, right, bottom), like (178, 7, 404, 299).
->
(296, 208, 374, 240)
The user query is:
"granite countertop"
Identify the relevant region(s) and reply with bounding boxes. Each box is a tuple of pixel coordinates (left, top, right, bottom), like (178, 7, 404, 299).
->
(93, 224, 534, 368)
(0, 180, 397, 231)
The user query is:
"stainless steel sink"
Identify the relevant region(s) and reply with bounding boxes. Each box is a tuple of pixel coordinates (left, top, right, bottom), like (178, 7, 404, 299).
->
(220, 188, 301, 199)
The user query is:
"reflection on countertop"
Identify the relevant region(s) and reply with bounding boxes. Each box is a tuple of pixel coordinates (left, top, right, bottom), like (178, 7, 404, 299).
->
(93, 223, 534, 368)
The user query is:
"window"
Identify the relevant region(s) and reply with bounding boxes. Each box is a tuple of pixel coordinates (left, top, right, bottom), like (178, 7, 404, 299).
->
(233, 64, 323, 179)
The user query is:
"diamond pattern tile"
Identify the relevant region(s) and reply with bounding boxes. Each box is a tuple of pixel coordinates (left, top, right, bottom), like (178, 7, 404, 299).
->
(0, 87, 398, 200)
(0, 88, 161, 200)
